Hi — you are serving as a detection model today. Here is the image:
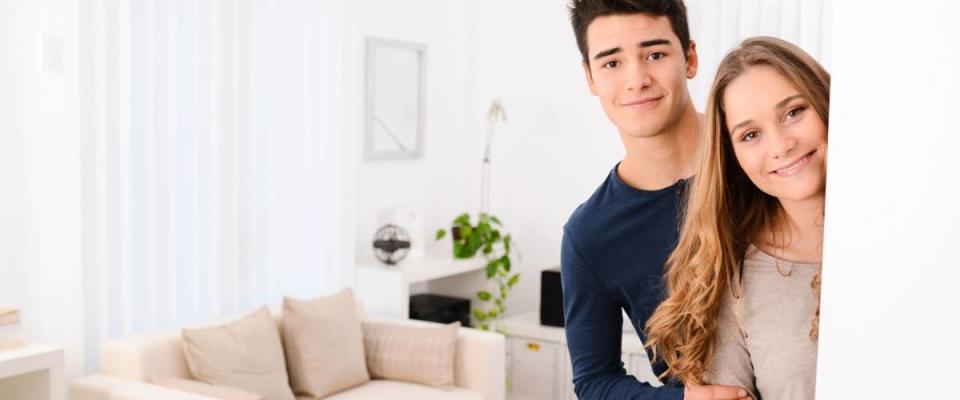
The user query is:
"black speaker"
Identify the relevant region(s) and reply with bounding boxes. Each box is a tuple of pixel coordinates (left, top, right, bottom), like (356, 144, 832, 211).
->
(540, 267, 565, 327)
(409, 294, 470, 327)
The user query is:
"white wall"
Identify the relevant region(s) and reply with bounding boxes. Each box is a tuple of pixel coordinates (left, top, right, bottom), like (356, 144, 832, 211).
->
(352, 0, 486, 263)
(474, 0, 833, 316)
(0, 0, 86, 376)
(817, 1, 960, 397)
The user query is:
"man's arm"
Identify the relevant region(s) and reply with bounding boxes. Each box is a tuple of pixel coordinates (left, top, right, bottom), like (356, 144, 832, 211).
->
(561, 231, 684, 400)
(561, 232, 751, 400)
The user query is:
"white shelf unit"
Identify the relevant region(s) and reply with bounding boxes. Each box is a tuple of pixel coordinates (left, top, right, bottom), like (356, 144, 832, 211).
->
(0, 344, 65, 400)
(354, 252, 488, 320)
(499, 312, 661, 400)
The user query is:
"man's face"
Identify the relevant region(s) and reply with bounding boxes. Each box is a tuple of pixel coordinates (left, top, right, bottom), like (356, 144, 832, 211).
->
(583, 14, 697, 138)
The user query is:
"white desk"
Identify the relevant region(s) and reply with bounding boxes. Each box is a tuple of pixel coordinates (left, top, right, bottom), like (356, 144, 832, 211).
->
(0, 344, 65, 400)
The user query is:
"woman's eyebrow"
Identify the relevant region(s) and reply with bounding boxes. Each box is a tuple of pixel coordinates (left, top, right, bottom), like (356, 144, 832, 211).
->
(776, 94, 804, 110)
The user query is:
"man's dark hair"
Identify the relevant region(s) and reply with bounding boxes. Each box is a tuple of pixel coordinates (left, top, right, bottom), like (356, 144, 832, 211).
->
(569, 0, 690, 66)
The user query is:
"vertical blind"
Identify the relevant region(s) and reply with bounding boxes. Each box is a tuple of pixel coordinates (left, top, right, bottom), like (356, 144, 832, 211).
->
(687, 0, 832, 108)
(80, 0, 350, 369)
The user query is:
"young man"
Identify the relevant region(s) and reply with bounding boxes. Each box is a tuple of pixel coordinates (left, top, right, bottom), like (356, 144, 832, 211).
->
(562, 1, 750, 399)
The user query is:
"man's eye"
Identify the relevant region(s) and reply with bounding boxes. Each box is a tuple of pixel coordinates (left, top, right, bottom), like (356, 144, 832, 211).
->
(602, 60, 620, 69)
(648, 52, 665, 61)
(742, 131, 758, 142)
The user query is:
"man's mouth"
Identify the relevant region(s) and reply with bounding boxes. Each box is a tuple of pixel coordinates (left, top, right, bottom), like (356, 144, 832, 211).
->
(620, 96, 664, 108)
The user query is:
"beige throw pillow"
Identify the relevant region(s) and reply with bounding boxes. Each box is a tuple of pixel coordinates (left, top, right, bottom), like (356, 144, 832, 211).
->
(362, 321, 459, 387)
(150, 376, 264, 400)
(282, 289, 370, 398)
(181, 307, 295, 400)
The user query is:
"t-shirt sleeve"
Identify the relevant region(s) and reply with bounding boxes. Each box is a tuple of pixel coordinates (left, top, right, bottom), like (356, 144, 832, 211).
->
(703, 294, 758, 399)
(561, 230, 684, 400)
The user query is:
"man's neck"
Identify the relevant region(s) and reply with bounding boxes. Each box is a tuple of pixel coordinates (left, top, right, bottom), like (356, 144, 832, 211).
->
(617, 103, 702, 191)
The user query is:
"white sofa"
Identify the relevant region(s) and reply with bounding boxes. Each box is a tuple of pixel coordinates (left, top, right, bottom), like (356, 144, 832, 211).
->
(71, 309, 505, 400)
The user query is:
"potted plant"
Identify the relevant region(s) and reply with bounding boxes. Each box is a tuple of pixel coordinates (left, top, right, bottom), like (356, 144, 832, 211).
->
(436, 212, 518, 332)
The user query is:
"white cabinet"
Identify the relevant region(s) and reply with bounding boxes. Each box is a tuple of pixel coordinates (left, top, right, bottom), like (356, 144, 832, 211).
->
(500, 312, 661, 400)
(0, 344, 65, 400)
(507, 338, 570, 400)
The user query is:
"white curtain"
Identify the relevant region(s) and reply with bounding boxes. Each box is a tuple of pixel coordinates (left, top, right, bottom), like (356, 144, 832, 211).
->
(687, 0, 833, 109)
(79, 0, 351, 370)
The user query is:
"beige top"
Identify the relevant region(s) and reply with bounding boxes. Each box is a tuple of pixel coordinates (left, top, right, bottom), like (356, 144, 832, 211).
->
(703, 245, 821, 400)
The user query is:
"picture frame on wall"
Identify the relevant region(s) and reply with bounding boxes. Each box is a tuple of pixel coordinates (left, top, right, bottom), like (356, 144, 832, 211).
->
(364, 37, 427, 160)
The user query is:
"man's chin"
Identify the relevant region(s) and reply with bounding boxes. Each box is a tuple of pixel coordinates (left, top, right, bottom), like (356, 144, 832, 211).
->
(619, 125, 666, 139)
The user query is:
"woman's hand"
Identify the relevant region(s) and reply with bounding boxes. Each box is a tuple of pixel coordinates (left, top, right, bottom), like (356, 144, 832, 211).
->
(684, 383, 752, 400)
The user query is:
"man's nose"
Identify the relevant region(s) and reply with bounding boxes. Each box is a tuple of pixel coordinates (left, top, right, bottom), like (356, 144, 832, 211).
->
(625, 62, 652, 91)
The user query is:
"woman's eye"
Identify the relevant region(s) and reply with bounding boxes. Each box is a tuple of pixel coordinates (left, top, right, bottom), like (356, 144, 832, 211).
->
(602, 60, 620, 69)
(648, 52, 665, 61)
(742, 131, 758, 142)
(785, 106, 807, 120)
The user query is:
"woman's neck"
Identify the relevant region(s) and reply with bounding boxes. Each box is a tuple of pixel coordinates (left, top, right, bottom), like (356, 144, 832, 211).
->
(759, 194, 825, 264)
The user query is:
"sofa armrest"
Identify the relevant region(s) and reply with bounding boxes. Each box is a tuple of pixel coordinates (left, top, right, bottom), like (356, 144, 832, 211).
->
(454, 326, 506, 400)
(71, 374, 219, 400)
(364, 318, 506, 400)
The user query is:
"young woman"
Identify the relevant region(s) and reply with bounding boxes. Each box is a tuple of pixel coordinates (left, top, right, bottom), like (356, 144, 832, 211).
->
(645, 36, 830, 400)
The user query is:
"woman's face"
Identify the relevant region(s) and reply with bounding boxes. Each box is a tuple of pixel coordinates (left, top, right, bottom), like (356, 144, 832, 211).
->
(723, 65, 827, 203)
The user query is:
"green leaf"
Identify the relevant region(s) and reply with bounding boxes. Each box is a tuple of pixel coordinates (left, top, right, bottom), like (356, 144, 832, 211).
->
(488, 308, 499, 318)
(501, 255, 511, 272)
(454, 213, 471, 225)
(477, 290, 492, 301)
(480, 323, 489, 331)
(490, 216, 502, 225)
(460, 225, 473, 238)
(508, 273, 520, 288)
(435, 229, 446, 240)
(485, 260, 500, 278)
(483, 243, 493, 255)
(504, 234, 512, 254)
(473, 309, 488, 321)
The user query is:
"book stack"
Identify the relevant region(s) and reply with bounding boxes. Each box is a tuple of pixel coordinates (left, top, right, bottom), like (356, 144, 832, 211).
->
(0, 307, 22, 351)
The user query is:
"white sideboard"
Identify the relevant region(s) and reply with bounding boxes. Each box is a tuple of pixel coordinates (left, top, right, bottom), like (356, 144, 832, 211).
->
(354, 253, 488, 319)
(499, 311, 661, 400)
(0, 344, 65, 400)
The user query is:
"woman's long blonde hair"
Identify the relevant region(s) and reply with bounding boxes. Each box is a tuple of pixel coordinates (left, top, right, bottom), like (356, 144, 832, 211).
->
(644, 36, 830, 384)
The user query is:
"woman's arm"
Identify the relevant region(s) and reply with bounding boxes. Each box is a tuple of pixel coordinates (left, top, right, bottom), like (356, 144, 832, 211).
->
(703, 295, 758, 399)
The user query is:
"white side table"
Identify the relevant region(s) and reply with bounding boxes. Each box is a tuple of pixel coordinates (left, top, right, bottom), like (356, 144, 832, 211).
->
(0, 344, 65, 400)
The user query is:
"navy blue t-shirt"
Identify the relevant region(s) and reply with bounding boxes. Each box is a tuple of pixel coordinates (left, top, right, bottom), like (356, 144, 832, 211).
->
(562, 164, 687, 400)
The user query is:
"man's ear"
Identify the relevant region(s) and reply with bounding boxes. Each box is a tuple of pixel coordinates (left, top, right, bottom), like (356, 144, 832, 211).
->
(583, 62, 598, 96)
(686, 40, 699, 79)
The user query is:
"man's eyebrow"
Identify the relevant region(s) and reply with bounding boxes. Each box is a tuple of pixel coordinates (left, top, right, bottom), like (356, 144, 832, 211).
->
(593, 47, 621, 61)
(639, 39, 671, 48)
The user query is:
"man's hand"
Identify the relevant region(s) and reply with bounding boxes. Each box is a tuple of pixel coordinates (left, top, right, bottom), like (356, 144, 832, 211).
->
(684, 383, 752, 400)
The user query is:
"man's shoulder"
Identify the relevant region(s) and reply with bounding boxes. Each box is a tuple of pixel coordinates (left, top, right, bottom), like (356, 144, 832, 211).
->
(563, 177, 612, 245)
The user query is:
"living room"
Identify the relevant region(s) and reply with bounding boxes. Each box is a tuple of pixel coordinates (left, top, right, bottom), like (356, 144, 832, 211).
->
(2, 0, 960, 399)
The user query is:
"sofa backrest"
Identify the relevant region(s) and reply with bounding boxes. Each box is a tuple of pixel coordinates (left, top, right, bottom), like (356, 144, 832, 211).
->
(100, 298, 366, 382)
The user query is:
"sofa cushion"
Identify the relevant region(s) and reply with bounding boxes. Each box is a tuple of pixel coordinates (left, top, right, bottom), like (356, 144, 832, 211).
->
(181, 307, 295, 400)
(282, 289, 370, 398)
(362, 320, 458, 387)
(150, 376, 264, 400)
(323, 380, 483, 400)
